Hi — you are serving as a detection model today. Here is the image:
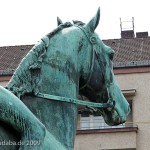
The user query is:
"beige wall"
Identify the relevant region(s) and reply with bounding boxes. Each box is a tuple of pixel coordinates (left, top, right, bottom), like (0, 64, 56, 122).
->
(0, 81, 8, 87)
(75, 132, 136, 150)
(115, 72, 150, 150)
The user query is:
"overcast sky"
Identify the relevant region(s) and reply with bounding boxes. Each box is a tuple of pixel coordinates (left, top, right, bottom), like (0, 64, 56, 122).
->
(0, 0, 150, 46)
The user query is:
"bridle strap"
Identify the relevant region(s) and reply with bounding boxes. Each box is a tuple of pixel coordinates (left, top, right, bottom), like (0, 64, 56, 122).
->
(35, 92, 114, 108)
(74, 25, 96, 90)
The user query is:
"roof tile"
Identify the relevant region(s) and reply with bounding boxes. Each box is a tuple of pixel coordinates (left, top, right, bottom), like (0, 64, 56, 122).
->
(103, 37, 150, 67)
(0, 45, 33, 74)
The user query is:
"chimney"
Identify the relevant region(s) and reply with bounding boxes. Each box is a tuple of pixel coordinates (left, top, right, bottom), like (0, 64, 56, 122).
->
(136, 32, 148, 38)
(121, 30, 135, 39)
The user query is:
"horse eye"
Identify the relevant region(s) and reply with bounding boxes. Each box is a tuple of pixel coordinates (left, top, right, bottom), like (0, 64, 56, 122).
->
(109, 52, 114, 60)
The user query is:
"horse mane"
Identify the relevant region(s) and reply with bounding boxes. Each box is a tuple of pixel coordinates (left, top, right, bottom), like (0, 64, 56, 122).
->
(6, 22, 73, 98)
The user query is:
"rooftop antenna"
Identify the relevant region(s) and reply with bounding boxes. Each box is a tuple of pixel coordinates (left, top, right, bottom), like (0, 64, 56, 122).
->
(120, 17, 135, 38)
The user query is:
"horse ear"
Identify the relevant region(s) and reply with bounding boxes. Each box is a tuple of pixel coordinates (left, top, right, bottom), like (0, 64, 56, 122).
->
(57, 16, 63, 26)
(85, 7, 100, 33)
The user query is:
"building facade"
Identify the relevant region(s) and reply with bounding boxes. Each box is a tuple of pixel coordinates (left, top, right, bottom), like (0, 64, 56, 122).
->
(75, 67, 150, 150)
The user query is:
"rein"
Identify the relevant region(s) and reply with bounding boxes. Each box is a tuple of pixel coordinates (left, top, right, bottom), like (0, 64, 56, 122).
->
(34, 24, 115, 109)
(35, 92, 114, 108)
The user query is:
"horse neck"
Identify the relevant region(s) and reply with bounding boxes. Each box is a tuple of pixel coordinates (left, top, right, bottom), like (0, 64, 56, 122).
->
(34, 30, 83, 149)
(36, 57, 79, 149)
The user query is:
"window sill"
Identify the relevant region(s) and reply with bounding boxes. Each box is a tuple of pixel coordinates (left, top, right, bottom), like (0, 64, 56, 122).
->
(76, 126, 138, 134)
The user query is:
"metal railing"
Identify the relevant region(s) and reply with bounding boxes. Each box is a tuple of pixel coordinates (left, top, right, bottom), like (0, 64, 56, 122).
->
(77, 120, 138, 130)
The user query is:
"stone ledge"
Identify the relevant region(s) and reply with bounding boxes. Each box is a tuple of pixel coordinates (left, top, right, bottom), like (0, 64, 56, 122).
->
(76, 127, 138, 134)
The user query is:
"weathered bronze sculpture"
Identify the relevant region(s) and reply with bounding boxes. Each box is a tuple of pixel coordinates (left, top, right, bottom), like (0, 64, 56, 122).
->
(0, 7, 130, 150)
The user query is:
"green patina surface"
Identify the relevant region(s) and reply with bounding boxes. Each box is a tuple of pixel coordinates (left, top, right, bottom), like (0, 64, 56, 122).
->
(0, 7, 130, 150)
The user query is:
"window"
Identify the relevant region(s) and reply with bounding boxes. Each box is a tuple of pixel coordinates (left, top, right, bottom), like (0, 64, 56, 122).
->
(77, 89, 136, 130)
(78, 114, 125, 130)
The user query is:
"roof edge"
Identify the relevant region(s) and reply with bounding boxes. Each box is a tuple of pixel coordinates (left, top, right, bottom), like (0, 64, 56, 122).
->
(113, 60, 150, 68)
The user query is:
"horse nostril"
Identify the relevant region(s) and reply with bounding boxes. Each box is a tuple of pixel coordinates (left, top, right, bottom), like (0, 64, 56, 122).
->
(113, 100, 116, 106)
